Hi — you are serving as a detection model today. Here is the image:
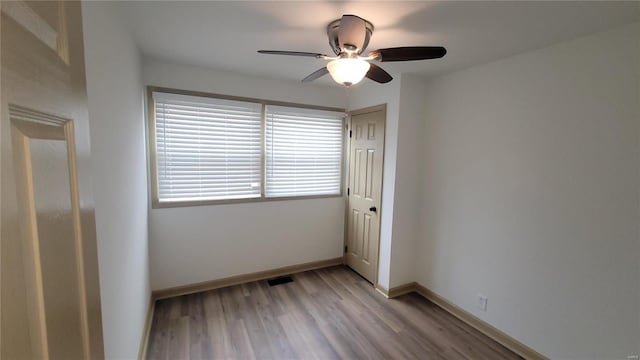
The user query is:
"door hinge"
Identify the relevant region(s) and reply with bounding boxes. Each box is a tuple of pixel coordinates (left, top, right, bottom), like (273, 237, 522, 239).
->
(349, 130, 352, 138)
(347, 187, 350, 196)
(344, 245, 348, 253)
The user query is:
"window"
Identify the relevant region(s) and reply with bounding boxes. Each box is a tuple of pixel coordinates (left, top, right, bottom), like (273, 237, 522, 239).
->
(149, 88, 344, 207)
(266, 106, 343, 197)
(153, 92, 262, 203)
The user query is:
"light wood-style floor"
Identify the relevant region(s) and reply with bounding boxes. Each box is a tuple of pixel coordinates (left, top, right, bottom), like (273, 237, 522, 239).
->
(146, 265, 521, 359)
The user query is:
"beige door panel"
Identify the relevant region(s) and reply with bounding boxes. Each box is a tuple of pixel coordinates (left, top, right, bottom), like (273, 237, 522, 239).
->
(2, 1, 104, 359)
(345, 108, 385, 283)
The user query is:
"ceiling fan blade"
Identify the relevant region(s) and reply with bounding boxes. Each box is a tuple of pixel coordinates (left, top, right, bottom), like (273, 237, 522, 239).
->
(258, 50, 327, 58)
(368, 46, 447, 62)
(302, 67, 329, 83)
(366, 63, 393, 84)
(338, 15, 367, 53)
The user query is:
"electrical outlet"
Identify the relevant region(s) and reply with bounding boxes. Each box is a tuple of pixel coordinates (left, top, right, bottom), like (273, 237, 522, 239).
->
(478, 294, 488, 312)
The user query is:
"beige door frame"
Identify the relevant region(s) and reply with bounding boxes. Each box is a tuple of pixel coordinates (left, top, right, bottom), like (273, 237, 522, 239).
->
(343, 104, 386, 287)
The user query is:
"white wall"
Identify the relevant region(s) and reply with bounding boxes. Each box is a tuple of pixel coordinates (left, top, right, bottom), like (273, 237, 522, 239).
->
(348, 80, 401, 289)
(388, 75, 430, 287)
(416, 23, 640, 359)
(347, 76, 432, 289)
(144, 61, 347, 290)
(82, 2, 150, 359)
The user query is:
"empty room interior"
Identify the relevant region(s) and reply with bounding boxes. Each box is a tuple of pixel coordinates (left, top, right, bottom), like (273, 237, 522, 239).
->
(1, 1, 639, 359)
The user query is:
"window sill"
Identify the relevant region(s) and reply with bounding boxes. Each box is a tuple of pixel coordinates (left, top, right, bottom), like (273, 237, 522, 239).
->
(151, 193, 344, 209)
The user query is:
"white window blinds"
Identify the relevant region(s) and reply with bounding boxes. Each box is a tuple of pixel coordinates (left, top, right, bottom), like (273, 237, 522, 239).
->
(265, 105, 344, 197)
(153, 92, 262, 202)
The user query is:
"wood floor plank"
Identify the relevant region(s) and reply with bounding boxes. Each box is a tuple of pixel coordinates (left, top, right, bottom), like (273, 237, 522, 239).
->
(186, 294, 211, 359)
(167, 317, 190, 360)
(229, 318, 256, 360)
(146, 265, 522, 360)
(242, 301, 275, 359)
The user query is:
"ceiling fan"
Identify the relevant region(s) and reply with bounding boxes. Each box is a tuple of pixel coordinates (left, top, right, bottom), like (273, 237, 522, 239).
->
(258, 14, 446, 87)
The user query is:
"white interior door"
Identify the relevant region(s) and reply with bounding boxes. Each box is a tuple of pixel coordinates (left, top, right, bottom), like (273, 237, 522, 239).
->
(345, 107, 385, 283)
(1, 1, 104, 359)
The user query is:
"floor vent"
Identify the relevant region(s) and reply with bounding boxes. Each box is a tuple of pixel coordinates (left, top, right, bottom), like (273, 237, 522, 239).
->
(267, 276, 293, 287)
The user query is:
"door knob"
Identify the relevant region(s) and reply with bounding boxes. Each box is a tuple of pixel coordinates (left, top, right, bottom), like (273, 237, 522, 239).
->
(369, 206, 377, 212)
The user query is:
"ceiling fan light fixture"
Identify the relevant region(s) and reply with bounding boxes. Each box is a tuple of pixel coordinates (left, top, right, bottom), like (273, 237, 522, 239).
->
(327, 58, 370, 86)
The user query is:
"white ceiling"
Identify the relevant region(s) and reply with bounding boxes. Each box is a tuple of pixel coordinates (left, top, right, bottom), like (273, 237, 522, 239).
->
(117, 1, 639, 86)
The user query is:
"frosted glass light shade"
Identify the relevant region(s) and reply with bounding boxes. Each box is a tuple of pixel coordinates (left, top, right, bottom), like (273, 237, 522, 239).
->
(327, 58, 371, 86)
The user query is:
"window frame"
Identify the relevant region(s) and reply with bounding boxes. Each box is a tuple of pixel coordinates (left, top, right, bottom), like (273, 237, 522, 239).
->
(147, 86, 346, 208)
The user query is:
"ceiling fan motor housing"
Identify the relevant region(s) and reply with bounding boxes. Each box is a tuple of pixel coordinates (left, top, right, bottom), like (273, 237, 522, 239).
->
(326, 16, 375, 55)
